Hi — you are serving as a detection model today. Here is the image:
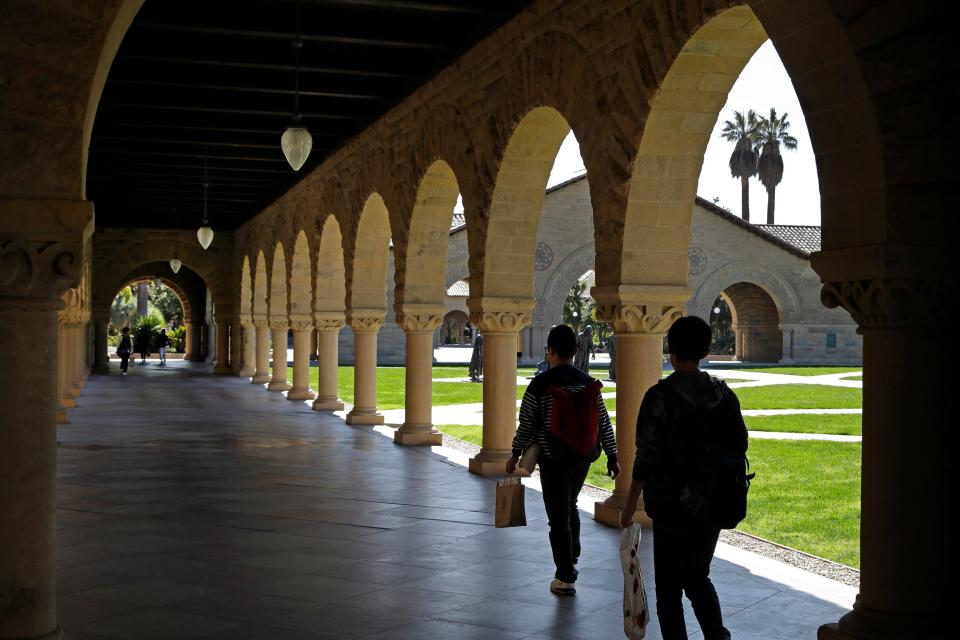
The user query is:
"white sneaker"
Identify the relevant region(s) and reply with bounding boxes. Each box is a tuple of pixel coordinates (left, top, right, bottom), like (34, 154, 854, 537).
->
(122, 372, 127, 376)
(550, 579, 576, 595)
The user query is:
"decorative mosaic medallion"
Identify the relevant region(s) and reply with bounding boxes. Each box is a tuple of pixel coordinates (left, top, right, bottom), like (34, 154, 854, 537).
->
(535, 242, 554, 271)
(688, 247, 707, 275)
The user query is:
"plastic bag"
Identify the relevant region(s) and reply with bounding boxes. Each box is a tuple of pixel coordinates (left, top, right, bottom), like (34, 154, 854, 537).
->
(620, 524, 649, 639)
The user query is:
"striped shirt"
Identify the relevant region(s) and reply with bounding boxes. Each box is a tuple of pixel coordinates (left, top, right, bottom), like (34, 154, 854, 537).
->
(512, 364, 618, 462)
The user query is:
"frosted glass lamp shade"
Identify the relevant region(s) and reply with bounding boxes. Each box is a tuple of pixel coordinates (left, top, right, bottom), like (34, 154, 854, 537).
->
(169, 258, 182, 274)
(197, 225, 214, 250)
(281, 126, 313, 171)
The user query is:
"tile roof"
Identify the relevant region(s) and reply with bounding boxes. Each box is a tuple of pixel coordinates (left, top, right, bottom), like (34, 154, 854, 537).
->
(446, 280, 469, 297)
(753, 224, 821, 254)
(450, 212, 465, 230)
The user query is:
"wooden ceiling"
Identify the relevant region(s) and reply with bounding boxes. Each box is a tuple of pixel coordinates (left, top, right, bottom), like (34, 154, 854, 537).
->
(88, 0, 532, 230)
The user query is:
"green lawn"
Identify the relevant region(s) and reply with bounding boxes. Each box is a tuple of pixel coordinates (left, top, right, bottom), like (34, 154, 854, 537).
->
(435, 426, 861, 567)
(734, 384, 861, 410)
(746, 413, 861, 436)
(737, 367, 861, 377)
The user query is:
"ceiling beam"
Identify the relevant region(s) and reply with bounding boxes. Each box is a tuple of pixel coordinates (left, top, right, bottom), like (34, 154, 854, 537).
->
(118, 55, 413, 79)
(110, 79, 384, 101)
(99, 102, 356, 120)
(90, 149, 289, 163)
(94, 121, 339, 139)
(133, 22, 447, 50)
(298, 0, 487, 14)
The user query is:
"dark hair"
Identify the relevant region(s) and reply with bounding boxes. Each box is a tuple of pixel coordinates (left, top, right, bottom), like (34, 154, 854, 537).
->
(122, 327, 130, 334)
(547, 324, 577, 359)
(667, 316, 712, 362)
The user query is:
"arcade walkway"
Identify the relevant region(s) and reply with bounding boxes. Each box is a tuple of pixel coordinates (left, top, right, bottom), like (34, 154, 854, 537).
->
(56, 362, 852, 639)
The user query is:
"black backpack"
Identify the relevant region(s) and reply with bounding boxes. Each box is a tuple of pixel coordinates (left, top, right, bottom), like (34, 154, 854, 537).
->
(659, 380, 754, 529)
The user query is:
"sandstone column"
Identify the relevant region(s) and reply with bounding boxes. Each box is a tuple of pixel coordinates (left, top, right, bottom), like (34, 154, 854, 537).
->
(267, 321, 291, 391)
(183, 321, 194, 360)
(287, 318, 315, 401)
(59, 319, 76, 409)
(467, 304, 532, 475)
(238, 321, 256, 377)
(815, 260, 952, 639)
(1, 199, 91, 639)
(395, 311, 443, 445)
(345, 313, 384, 425)
(591, 292, 686, 527)
(230, 318, 244, 375)
(252, 318, 271, 384)
(55, 315, 72, 425)
(779, 325, 795, 364)
(92, 311, 109, 373)
(312, 315, 344, 411)
(213, 318, 231, 374)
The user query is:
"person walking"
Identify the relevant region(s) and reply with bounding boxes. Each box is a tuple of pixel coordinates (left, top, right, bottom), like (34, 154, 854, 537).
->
(507, 324, 619, 596)
(135, 325, 151, 364)
(117, 327, 132, 376)
(620, 316, 747, 640)
(156, 329, 169, 365)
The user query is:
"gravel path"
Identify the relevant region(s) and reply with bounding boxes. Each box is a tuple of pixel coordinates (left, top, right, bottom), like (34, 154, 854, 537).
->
(439, 433, 860, 588)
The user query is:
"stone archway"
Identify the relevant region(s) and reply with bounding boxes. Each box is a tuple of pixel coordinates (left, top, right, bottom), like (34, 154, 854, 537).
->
(442, 310, 469, 345)
(530, 241, 596, 360)
(688, 260, 801, 327)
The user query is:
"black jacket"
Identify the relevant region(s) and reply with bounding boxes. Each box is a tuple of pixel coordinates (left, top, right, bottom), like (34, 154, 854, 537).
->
(633, 370, 748, 519)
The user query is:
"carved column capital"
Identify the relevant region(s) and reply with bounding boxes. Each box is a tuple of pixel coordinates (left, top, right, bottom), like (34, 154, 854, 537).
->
(821, 277, 956, 332)
(269, 320, 289, 331)
(289, 317, 314, 332)
(314, 313, 345, 332)
(253, 317, 270, 329)
(591, 285, 689, 335)
(466, 297, 534, 334)
(399, 313, 443, 333)
(348, 315, 384, 333)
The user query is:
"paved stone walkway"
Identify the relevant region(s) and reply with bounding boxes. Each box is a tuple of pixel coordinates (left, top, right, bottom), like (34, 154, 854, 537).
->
(56, 361, 854, 639)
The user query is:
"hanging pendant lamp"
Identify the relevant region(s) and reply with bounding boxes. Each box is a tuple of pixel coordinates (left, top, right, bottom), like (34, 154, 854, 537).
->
(281, 4, 312, 171)
(170, 257, 182, 274)
(197, 145, 214, 249)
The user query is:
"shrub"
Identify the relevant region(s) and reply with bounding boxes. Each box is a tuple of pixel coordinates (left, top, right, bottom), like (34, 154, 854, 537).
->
(168, 326, 186, 352)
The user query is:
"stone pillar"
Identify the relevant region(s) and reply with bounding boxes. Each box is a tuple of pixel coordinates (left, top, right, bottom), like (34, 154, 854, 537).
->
(466, 303, 532, 475)
(814, 263, 952, 639)
(238, 321, 256, 377)
(92, 312, 109, 374)
(267, 321, 291, 391)
(183, 321, 194, 360)
(779, 325, 795, 364)
(591, 291, 686, 527)
(213, 319, 231, 374)
(1, 199, 92, 639)
(230, 318, 244, 375)
(288, 318, 315, 401)
(395, 311, 443, 446)
(59, 321, 76, 409)
(55, 317, 72, 424)
(312, 316, 344, 411)
(345, 314, 384, 425)
(252, 319, 271, 384)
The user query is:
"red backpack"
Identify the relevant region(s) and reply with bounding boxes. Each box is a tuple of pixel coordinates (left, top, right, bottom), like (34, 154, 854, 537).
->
(546, 379, 604, 461)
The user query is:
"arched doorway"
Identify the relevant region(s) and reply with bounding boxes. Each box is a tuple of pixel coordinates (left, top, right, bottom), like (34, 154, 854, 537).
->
(718, 282, 782, 362)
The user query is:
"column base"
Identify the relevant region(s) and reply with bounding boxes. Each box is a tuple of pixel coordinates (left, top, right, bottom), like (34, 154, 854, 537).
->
(239, 366, 256, 377)
(312, 397, 344, 412)
(394, 424, 443, 446)
(61, 397, 75, 409)
(252, 373, 271, 384)
(818, 601, 944, 640)
(56, 410, 70, 424)
(214, 365, 233, 375)
(267, 380, 292, 391)
(287, 388, 316, 401)
(346, 410, 384, 425)
(594, 495, 652, 528)
(468, 448, 511, 476)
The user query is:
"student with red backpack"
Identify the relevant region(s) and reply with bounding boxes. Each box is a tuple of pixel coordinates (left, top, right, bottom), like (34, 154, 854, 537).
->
(507, 324, 619, 596)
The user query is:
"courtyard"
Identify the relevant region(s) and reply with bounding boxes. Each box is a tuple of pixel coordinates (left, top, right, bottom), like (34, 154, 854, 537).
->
(55, 361, 855, 639)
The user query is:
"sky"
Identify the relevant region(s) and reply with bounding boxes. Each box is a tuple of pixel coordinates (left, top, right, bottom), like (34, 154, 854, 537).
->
(544, 40, 821, 226)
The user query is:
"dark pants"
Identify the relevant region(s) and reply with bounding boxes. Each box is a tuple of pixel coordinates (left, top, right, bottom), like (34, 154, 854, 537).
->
(652, 518, 730, 640)
(120, 356, 129, 372)
(539, 460, 590, 583)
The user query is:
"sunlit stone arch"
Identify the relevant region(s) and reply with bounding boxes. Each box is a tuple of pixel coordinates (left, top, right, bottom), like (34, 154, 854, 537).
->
(252, 250, 269, 320)
(688, 259, 801, 326)
(109, 269, 194, 322)
(268, 242, 289, 322)
(394, 160, 461, 316)
(239, 256, 253, 324)
(314, 215, 347, 316)
(344, 193, 392, 314)
(536, 241, 596, 326)
(289, 232, 312, 320)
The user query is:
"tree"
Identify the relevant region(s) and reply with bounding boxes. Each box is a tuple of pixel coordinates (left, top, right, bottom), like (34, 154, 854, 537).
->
(562, 279, 595, 333)
(720, 109, 759, 222)
(148, 280, 184, 325)
(755, 108, 798, 224)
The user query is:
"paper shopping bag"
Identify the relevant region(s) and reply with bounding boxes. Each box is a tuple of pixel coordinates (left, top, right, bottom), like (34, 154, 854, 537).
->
(620, 524, 649, 639)
(495, 477, 526, 527)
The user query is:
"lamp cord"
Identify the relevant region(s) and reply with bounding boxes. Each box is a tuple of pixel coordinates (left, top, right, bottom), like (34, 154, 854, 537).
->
(293, 2, 302, 123)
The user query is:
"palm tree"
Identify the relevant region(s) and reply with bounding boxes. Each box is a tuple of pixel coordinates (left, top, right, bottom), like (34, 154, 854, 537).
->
(720, 109, 759, 222)
(755, 108, 798, 224)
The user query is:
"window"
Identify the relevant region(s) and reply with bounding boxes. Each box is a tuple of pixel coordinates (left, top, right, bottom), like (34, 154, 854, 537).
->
(826, 333, 837, 349)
